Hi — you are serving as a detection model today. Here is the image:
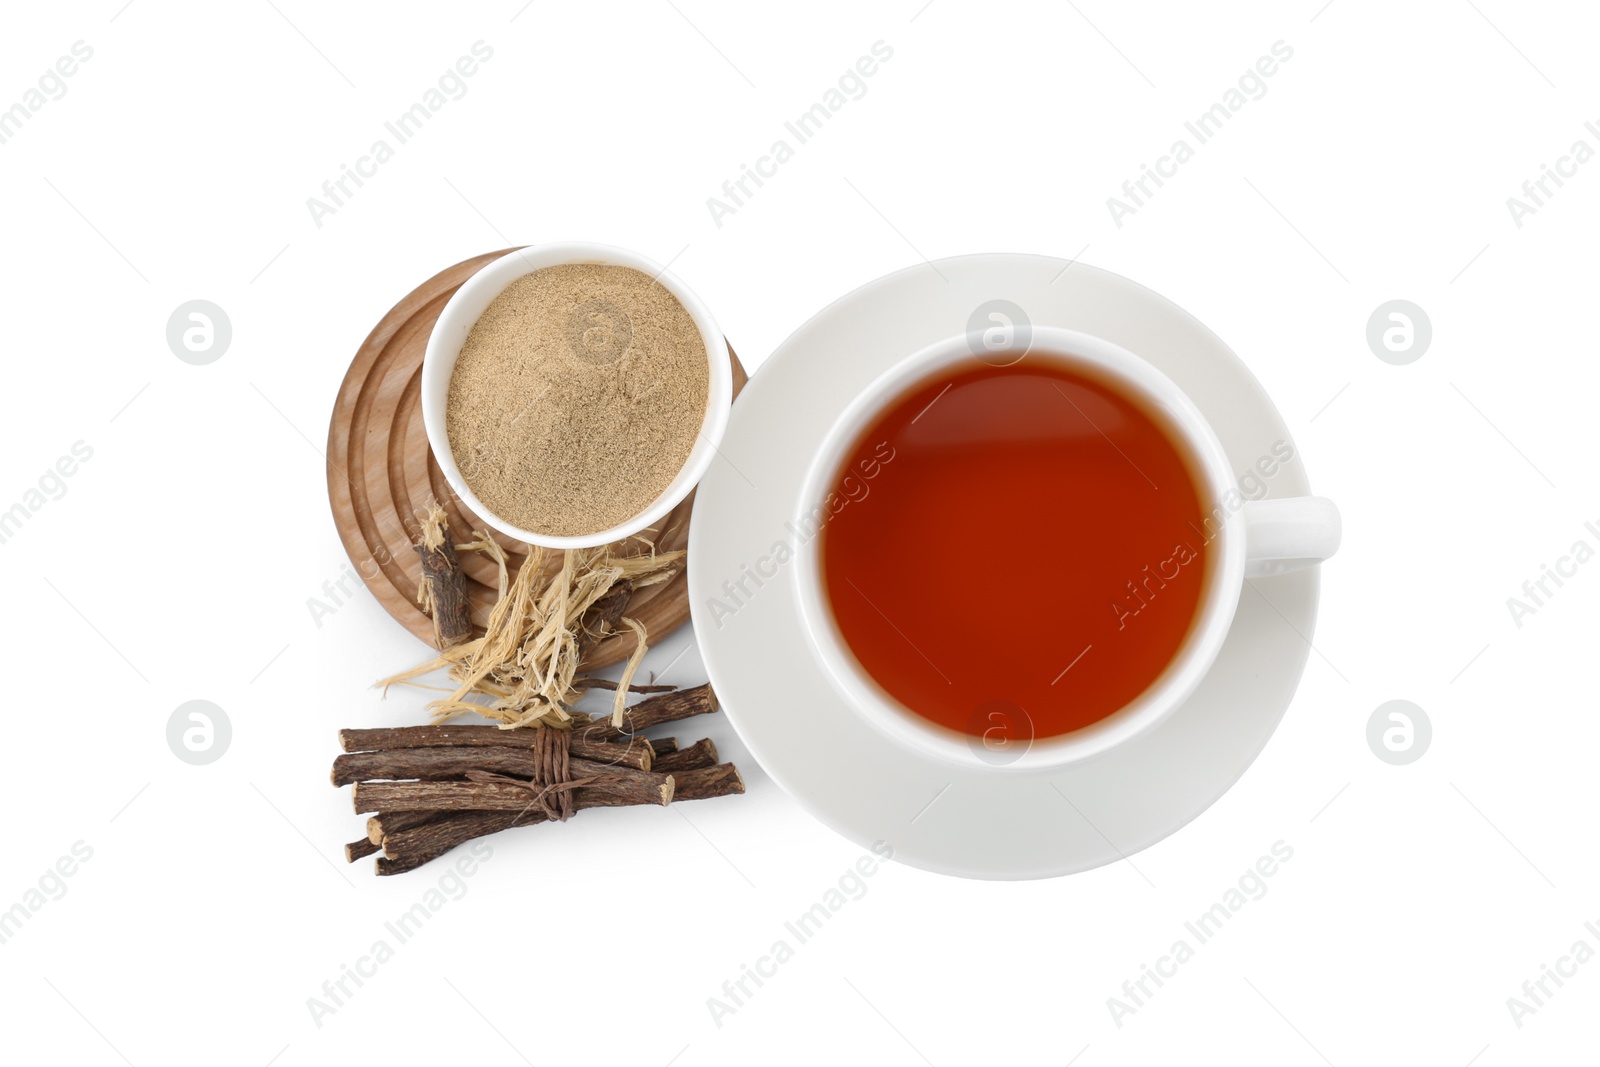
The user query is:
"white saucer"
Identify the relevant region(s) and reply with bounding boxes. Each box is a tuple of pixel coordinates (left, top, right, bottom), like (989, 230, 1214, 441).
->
(687, 254, 1321, 879)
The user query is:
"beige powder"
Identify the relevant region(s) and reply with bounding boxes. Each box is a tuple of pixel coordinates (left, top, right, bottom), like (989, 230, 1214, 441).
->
(445, 264, 710, 537)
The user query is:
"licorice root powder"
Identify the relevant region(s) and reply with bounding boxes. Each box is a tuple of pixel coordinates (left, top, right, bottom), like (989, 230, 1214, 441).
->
(445, 264, 710, 537)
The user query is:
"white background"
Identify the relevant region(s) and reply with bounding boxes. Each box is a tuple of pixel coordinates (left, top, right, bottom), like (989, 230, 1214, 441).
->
(1, 1, 1595, 1064)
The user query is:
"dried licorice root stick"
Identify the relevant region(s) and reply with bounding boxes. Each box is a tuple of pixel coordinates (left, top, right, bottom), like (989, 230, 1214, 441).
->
(351, 766, 674, 814)
(375, 810, 541, 876)
(587, 683, 719, 740)
(337, 724, 655, 772)
(334, 745, 661, 788)
(334, 682, 740, 875)
(651, 737, 717, 774)
(366, 810, 436, 847)
(345, 838, 381, 862)
(415, 505, 473, 648)
(372, 762, 747, 874)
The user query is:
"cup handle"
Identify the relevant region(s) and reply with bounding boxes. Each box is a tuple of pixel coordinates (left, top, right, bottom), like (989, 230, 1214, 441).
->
(1241, 497, 1341, 578)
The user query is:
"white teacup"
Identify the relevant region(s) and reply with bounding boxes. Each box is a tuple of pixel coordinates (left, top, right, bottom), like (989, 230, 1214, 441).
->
(792, 326, 1340, 774)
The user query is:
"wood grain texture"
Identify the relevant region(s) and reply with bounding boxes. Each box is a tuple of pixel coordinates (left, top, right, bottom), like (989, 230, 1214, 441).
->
(326, 248, 748, 663)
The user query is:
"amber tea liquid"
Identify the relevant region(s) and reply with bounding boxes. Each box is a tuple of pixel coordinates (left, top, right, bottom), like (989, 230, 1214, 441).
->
(820, 358, 1212, 739)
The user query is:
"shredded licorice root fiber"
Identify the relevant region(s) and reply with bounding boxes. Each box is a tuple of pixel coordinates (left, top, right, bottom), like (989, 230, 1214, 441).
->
(379, 533, 682, 730)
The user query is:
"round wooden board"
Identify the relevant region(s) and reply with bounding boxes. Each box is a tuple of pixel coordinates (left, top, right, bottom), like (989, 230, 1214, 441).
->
(327, 247, 748, 666)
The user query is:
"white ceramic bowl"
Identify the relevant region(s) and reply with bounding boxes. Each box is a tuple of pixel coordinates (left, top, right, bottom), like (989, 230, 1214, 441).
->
(421, 243, 732, 549)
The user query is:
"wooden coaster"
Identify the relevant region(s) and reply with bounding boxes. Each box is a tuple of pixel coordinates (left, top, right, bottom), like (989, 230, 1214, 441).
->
(326, 247, 747, 666)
